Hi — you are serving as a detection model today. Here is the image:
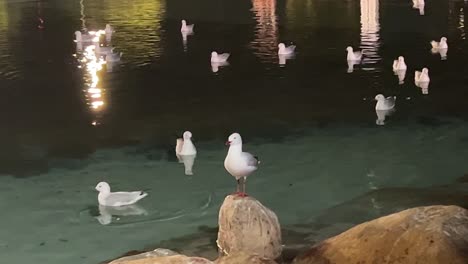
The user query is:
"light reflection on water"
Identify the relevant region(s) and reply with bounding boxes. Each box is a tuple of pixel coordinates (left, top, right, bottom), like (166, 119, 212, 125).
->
(250, 0, 279, 63)
(360, 0, 381, 71)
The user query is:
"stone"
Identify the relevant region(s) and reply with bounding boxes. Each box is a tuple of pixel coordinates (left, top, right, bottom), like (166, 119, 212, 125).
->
(216, 195, 282, 260)
(293, 205, 468, 264)
(108, 253, 213, 264)
(215, 252, 278, 264)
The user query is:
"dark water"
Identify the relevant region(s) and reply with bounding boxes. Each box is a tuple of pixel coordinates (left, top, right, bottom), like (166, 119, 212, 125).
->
(0, 0, 467, 263)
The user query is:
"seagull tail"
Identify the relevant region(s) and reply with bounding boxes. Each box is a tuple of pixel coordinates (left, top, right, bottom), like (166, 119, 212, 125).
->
(254, 156, 261, 165)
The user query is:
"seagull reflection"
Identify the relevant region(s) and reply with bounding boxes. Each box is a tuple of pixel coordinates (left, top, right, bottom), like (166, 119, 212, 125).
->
(347, 60, 359, 73)
(431, 47, 448, 60)
(96, 204, 148, 225)
(376, 109, 395, 126)
(278, 53, 294, 66)
(394, 69, 406, 84)
(179, 154, 197, 176)
(181, 31, 193, 52)
(211, 61, 229, 73)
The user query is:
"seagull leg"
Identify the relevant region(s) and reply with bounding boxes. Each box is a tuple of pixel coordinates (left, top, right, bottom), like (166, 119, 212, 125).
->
(232, 178, 241, 195)
(238, 177, 248, 197)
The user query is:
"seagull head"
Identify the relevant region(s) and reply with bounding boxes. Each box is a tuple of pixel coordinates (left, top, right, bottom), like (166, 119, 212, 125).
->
(422, 68, 429, 74)
(226, 132, 242, 146)
(211, 51, 218, 58)
(95, 182, 110, 193)
(181, 20, 187, 25)
(441, 37, 447, 42)
(346, 46, 353, 52)
(375, 94, 385, 101)
(278, 43, 285, 49)
(398, 56, 405, 62)
(183, 131, 193, 140)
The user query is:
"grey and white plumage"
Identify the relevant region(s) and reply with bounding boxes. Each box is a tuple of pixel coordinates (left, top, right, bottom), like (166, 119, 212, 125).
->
(211, 52, 230, 63)
(415, 68, 430, 83)
(224, 133, 259, 194)
(95, 182, 148, 207)
(375, 94, 396, 111)
(278, 43, 296, 55)
(180, 20, 194, 33)
(346, 46, 362, 61)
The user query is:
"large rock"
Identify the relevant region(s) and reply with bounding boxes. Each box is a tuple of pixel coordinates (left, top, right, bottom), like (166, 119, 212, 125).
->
(293, 205, 468, 264)
(215, 252, 278, 264)
(216, 195, 282, 260)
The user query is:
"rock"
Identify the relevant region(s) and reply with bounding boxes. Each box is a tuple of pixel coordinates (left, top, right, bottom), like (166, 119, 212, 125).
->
(293, 205, 468, 264)
(216, 195, 282, 260)
(215, 252, 278, 264)
(304, 185, 468, 242)
(108, 252, 213, 264)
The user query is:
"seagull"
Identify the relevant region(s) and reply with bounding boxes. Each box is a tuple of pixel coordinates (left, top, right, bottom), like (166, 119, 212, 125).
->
(415, 67, 430, 83)
(95, 182, 148, 207)
(180, 20, 194, 33)
(346, 46, 362, 62)
(375, 94, 396, 111)
(278, 43, 296, 55)
(392, 56, 407, 71)
(430, 37, 448, 60)
(430, 37, 448, 49)
(175, 131, 197, 175)
(224, 133, 260, 197)
(211, 52, 230, 63)
(175, 131, 197, 157)
(415, 68, 430, 94)
(412, 0, 425, 15)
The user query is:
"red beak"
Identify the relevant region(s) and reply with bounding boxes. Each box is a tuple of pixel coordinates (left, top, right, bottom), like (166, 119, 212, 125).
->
(225, 141, 231, 146)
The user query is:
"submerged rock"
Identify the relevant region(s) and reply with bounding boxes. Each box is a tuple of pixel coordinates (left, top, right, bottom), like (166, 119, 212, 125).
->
(217, 195, 282, 260)
(293, 205, 468, 264)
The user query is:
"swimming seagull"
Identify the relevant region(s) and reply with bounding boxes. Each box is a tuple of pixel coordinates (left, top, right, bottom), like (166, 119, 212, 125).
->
(415, 67, 430, 83)
(180, 20, 194, 33)
(415, 68, 430, 94)
(211, 51, 230, 63)
(95, 182, 148, 207)
(106, 49, 122, 63)
(175, 131, 197, 157)
(430, 37, 448, 60)
(224, 133, 260, 197)
(392, 56, 407, 71)
(392, 56, 407, 84)
(375, 94, 396, 111)
(105, 24, 114, 41)
(412, 0, 425, 15)
(278, 43, 296, 55)
(175, 131, 197, 175)
(346, 46, 362, 62)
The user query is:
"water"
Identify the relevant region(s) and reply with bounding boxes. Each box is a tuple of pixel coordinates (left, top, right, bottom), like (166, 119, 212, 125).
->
(1, 0, 468, 263)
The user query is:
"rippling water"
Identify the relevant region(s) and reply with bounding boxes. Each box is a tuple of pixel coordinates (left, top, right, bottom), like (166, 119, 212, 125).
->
(1, 0, 468, 263)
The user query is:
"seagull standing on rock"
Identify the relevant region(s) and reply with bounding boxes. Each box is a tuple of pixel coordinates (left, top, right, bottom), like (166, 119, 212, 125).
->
(224, 133, 260, 197)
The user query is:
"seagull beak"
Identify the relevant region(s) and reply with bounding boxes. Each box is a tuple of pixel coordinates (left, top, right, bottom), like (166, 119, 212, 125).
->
(225, 141, 231, 146)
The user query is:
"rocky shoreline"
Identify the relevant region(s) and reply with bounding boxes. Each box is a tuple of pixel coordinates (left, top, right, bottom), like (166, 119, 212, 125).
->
(104, 177, 468, 264)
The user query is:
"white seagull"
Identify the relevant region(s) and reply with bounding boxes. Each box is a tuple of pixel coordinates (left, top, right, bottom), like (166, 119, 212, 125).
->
(278, 43, 296, 55)
(211, 51, 230, 63)
(95, 182, 148, 207)
(180, 20, 194, 33)
(375, 94, 396, 111)
(346, 46, 362, 62)
(224, 133, 260, 196)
